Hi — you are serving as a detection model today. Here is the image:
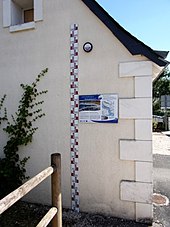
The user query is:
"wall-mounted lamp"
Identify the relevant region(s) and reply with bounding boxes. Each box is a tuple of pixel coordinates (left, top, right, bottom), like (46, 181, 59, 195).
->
(83, 42, 93, 52)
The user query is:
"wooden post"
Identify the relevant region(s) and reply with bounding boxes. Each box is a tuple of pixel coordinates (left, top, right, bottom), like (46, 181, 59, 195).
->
(51, 153, 62, 227)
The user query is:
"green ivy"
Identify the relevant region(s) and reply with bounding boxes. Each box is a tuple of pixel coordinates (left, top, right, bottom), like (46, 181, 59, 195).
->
(0, 69, 48, 199)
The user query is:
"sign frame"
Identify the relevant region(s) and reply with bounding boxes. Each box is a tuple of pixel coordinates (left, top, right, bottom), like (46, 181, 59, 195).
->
(79, 94, 118, 123)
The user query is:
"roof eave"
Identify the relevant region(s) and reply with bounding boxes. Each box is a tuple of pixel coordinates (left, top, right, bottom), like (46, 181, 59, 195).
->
(82, 0, 170, 68)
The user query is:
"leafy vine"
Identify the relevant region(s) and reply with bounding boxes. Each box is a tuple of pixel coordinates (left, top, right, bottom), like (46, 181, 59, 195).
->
(0, 68, 48, 198)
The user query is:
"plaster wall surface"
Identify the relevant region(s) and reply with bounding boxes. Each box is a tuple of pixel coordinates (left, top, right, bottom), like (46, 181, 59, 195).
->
(0, 0, 151, 220)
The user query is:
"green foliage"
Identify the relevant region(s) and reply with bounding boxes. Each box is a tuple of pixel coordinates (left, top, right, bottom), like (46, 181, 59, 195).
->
(153, 69, 170, 116)
(0, 95, 7, 125)
(152, 119, 165, 132)
(153, 120, 158, 132)
(0, 69, 48, 199)
(153, 69, 170, 99)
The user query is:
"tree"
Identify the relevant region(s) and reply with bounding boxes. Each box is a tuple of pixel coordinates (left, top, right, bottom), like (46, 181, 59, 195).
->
(153, 68, 170, 116)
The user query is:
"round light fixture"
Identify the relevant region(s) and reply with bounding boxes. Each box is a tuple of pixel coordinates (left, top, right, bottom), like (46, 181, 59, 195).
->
(83, 42, 93, 52)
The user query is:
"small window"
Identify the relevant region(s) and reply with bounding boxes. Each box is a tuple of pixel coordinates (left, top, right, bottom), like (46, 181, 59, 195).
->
(3, 0, 43, 32)
(11, 0, 34, 25)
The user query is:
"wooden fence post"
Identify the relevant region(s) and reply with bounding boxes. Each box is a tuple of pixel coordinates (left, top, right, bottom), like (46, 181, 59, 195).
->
(51, 153, 62, 227)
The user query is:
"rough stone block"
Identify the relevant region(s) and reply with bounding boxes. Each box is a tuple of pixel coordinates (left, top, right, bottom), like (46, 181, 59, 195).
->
(120, 181, 153, 203)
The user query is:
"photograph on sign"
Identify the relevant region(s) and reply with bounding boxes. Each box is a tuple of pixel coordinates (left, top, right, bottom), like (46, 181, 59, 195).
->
(79, 94, 118, 123)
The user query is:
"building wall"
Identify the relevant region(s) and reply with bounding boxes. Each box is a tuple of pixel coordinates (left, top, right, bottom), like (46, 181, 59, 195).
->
(0, 0, 152, 221)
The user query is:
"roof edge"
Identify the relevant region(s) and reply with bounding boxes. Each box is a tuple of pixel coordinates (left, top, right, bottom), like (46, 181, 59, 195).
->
(82, 0, 170, 67)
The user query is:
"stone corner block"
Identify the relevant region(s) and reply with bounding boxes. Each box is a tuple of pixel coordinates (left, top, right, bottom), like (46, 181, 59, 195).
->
(119, 61, 152, 78)
(135, 76, 152, 98)
(120, 140, 152, 162)
(136, 203, 153, 223)
(120, 181, 153, 203)
(119, 98, 152, 119)
(135, 162, 153, 183)
(135, 120, 152, 141)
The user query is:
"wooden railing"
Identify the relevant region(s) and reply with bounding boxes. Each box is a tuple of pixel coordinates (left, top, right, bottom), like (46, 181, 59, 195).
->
(0, 153, 62, 227)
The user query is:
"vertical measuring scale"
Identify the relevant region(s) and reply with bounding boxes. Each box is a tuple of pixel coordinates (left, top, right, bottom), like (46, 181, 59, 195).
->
(70, 24, 80, 212)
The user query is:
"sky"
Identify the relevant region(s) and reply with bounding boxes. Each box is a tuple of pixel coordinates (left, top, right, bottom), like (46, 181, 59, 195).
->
(96, 0, 170, 61)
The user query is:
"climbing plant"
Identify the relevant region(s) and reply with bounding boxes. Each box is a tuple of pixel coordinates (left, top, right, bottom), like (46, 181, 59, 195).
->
(0, 68, 48, 199)
(0, 95, 7, 125)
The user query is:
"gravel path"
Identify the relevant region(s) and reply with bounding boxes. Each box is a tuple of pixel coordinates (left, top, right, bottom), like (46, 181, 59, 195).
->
(153, 132, 170, 227)
(153, 132, 170, 155)
(0, 201, 148, 227)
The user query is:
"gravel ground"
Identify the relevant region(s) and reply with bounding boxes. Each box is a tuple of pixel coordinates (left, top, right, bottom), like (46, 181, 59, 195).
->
(153, 132, 170, 156)
(153, 132, 170, 227)
(0, 201, 148, 227)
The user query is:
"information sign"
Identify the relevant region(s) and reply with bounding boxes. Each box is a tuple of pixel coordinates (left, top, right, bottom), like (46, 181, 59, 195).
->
(79, 94, 118, 123)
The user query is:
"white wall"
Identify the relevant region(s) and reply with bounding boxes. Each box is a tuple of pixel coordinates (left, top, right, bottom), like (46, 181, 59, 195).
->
(0, 0, 154, 221)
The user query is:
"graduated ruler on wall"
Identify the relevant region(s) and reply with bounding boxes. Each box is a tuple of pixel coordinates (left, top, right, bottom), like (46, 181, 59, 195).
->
(70, 24, 80, 212)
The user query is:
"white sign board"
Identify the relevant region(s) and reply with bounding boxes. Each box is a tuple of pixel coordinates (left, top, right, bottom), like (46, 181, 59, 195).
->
(161, 95, 170, 110)
(79, 94, 118, 123)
